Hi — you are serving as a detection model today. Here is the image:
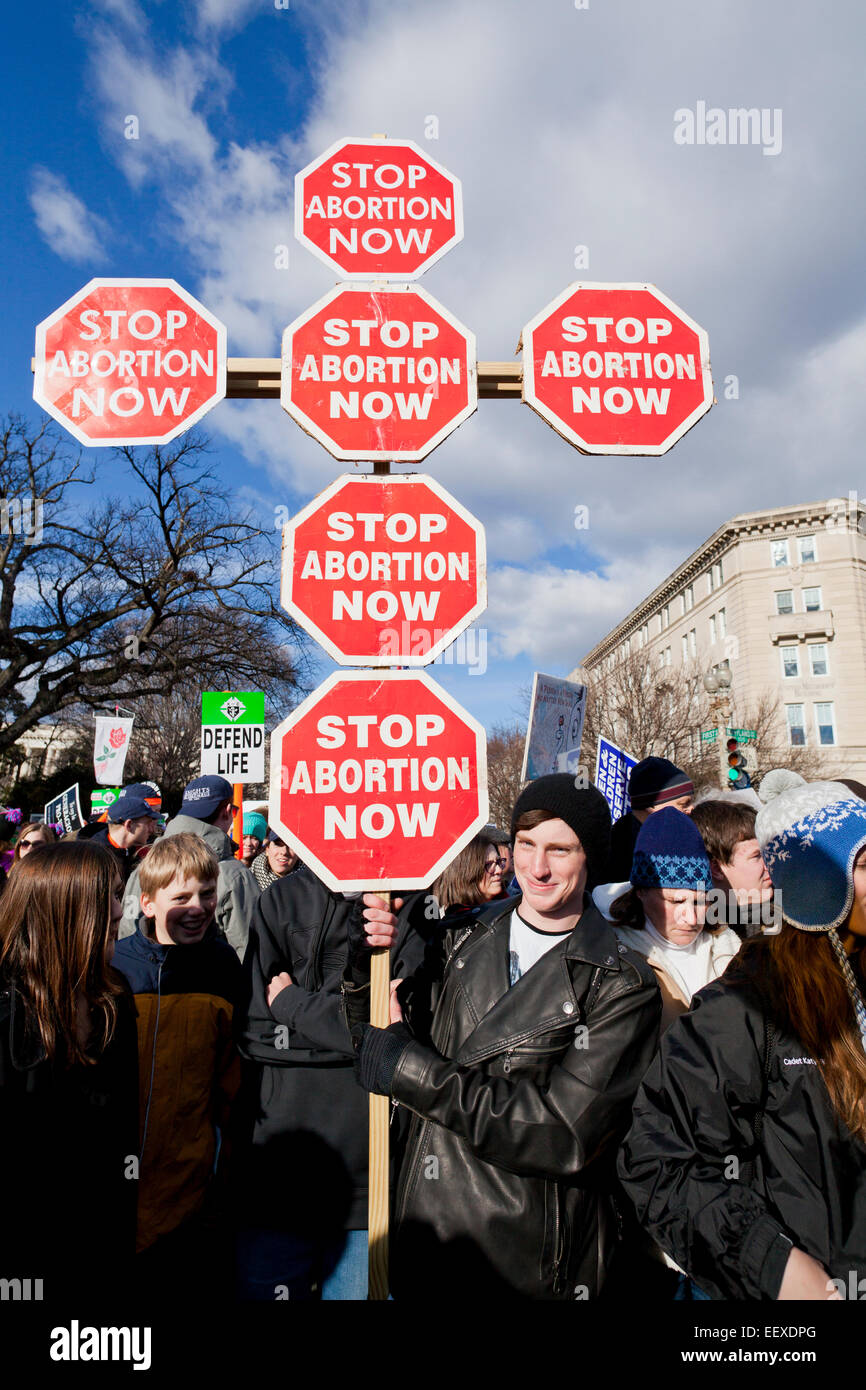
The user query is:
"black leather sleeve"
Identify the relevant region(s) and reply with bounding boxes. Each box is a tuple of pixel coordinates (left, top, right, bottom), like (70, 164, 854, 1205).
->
(391, 972, 661, 1180)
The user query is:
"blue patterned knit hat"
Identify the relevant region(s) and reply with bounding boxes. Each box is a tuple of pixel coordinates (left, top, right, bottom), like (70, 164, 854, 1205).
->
(756, 782, 866, 1054)
(631, 807, 713, 891)
(755, 782, 866, 932)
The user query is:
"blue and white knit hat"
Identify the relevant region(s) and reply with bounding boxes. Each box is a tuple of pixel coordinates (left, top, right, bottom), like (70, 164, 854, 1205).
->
(756, 781, 866, 1051)
(631, 807, 713, 891)
(755, 782, 866, 932)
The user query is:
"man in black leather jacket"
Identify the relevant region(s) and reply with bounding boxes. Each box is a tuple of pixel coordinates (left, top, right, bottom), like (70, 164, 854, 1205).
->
(348, 775, 661, 1300)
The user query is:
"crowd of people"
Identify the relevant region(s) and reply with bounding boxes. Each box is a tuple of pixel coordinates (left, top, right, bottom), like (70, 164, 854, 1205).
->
(0, 754, 864, 1304)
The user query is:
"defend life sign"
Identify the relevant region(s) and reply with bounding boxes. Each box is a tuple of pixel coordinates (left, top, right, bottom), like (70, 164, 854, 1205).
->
(281, 474, 486, 666)
(269, 671, 489, 891)
(281, 284, 477, 461)
(201, 692, 265, 782)
(294, 137, 463, 280)
(33, 279, 227, 446)
(522, 282, 713, 455)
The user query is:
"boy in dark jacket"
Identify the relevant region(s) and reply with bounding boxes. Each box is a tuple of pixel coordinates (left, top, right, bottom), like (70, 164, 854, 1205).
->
(112, 832, 243, 1295)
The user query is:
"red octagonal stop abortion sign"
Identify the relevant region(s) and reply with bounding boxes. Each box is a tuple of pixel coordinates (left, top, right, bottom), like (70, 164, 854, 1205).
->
(295, 137, 463, 280)
(522, 282, 713, 455)
(281, 473, 486, 665)
(281, 284, 477, 461)
(33, 279, 227, 447)
(269, 670, 489, 891)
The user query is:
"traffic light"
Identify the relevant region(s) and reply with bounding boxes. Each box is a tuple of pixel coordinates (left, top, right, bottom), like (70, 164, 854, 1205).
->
(726, 737, 752, 789)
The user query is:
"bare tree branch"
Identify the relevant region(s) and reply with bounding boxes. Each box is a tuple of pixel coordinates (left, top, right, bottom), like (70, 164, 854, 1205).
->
(0, 414, 312, 754)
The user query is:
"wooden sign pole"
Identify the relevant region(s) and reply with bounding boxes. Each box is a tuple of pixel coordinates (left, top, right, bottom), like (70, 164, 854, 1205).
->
(368, 926, 391, 1300)
(368, 449, 392, 1301)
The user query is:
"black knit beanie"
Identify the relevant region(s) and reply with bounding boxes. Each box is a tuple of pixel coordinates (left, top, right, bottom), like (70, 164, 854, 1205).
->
(627, 757, 693, 811)
(511, 775, 612, 889)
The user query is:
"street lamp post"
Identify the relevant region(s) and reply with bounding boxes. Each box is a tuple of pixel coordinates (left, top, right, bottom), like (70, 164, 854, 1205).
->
(703, 667, 733, 790)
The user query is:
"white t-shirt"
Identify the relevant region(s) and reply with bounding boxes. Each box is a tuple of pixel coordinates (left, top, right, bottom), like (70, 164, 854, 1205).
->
(508, 910, 572, 985)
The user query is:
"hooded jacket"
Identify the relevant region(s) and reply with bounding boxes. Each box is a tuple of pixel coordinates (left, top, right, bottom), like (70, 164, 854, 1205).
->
(112, 921, 243, 1252)
(617, 953, 866, 1299)
(119, 814, 260, 958)
(234, 866, 434, 1234)
(389, 896, 661, 1300)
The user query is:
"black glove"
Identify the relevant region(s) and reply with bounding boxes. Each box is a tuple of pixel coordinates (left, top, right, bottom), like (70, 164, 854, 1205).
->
(346, 895, 373, 987)
(354, 1023, 414, 1095)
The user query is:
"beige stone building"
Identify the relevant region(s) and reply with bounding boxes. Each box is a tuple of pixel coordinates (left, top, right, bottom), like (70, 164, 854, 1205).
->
(571, 498, 866, 782)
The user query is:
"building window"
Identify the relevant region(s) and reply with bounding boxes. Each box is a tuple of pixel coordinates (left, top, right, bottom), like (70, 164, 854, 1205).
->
(708, 615, 716, 644)
(786, 705, 806, 746)
(808, 643, 828, 677)
(681, 635, 688, 663)
(771, 539, 790, 568)
(688, 628, 697, 658)
(814, 702, 836, 745)
(775, 590, 793, 615)
(684, 584, 694, 611)
(781, 645, 800, 678)
(798, 535, 817, 564)
(718, 607, 727, 638)
(664, 646, 671, 667)
(803, 586, 822, 611)
(717, 557, 724, 585)
(661, 603, 670, 630)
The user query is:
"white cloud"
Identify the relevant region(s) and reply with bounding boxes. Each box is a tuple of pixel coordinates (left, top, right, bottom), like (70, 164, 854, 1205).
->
(73, 0, 866, 687)
(29, 169, 110, 264)
(485, 546, 685, 668)
(193, 0, 265, 35)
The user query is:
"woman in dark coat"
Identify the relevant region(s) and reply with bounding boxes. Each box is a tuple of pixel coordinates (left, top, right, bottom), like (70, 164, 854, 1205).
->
(618, 781, 866, 1300)
(0, 840, 139, 1299)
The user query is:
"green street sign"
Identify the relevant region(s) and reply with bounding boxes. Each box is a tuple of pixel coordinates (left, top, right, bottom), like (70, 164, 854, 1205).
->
(700, 729, 718, 744)
(726, 727, 757, 744)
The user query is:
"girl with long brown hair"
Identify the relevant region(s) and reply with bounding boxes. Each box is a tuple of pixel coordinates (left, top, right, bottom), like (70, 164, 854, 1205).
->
(618, 782, 866, 1301)
(0, 840, 139, 1295)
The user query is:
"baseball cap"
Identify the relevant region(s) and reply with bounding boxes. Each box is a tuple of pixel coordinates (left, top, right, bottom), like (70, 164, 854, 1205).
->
(179, 775, 235, 821)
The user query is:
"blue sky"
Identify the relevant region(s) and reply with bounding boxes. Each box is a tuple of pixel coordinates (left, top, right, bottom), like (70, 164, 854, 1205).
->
(4, 0, 865, 737)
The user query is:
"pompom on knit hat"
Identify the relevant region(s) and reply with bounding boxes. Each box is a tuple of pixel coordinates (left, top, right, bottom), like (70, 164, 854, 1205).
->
(757, 767, 806, 805)
(631, 807, 713, 891)
(243, 812, 268, 841)
(627, 757, 694, 811)
(511, 775, 611, 889)
(755, 780, 866, 1052)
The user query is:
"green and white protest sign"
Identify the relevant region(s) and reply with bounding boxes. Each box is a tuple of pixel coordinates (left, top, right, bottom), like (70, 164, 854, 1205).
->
(201, 691, 265, 781)
(91, 787, 122, 813)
